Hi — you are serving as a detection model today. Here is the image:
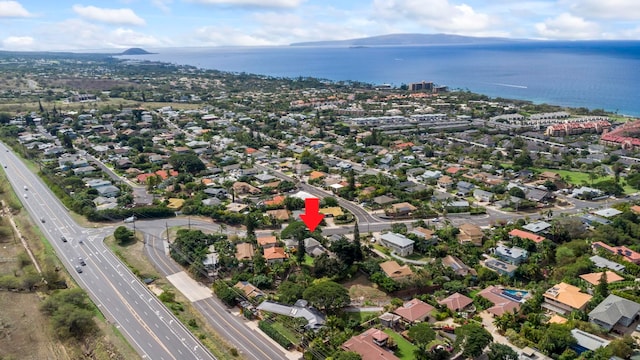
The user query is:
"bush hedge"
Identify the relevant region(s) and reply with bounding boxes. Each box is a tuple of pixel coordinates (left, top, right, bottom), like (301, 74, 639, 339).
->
(258, 320, 292, 349)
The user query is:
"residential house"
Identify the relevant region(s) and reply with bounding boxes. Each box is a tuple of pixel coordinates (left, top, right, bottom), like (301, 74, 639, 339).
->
(393, 298, 435, 324)
(257, 235, 278, 248)
(378, 312, 402, 329)
(570, 329, 610, 355)
(410, 227, 437, 244)
(457, 223, 483, 246)
(542, 282, 592, 315)
(526, 188, 554, 203)
(522, 221, 552, 234)
(589, 255, 626, 272)
(235, 243, 255, 262)
(263, 247, 288, 264)
(387, 202, 417, 217)
(258, 299, 326, 331)
(96, 185, 120, 197)
(593, 208, 623, 218)
(438, 293, 474, 312)
(483, 257, 518, 277)
(579, 271, 624, 286)
(473, 188, 494, 202)
(437, 175, 454, 189)
(456, 181, 475, 196)
(588, 294, 640, 332)
(379, 232, 414, 257)
(266, 209, 290, 222)
(379, 260, 413, 280)
(373, 195, 397, 207)
(494, 244, 528, 264)
(303, 238, 327, 257)
(478, 286, 521, 316)
(232, 182, 261, 195)
(441, 255, 476, 277)
(592, 241, 640, 264)
(508, 229, 546, 244)
(341, 328, 399, 360)
(234, 281, 264, 299)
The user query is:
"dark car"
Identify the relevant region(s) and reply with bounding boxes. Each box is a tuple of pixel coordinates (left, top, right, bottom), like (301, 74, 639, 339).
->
(60, 235, 67, 242)
(78, 257, 86, 266)
(75, 265, 83, 273)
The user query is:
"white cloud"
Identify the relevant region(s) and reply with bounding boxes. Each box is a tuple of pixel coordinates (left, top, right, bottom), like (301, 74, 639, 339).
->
(188, 0, 301, 8)
(2, 35, 33, 49)
(372, 0, 494, 34)
(151, 0, 173, 13)
(0, 1, 31, 17)
(193, 26, 276, 46)
(564, 0, 640, 20)
(72, 5, 146, 26)
(535, 13, 601, 39)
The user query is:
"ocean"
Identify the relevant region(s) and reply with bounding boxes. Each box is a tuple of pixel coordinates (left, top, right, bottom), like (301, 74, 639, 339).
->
(119, 41, 640, 117)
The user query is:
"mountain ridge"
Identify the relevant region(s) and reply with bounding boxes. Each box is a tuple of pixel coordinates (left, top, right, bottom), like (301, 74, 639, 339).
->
(290, 33, 531, 47)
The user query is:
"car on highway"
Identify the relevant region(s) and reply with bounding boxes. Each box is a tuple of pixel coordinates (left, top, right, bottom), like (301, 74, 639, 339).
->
(75, 265, 83, 273)
(40, 217, 45, 223)
(23, 185, 28, 191)
(78, 257, 86, 266)
(60, 235, 67, 242)
(23, 193, 27, 199)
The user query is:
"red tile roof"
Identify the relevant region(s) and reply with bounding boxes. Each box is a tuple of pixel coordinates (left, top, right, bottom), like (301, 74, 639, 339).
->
(393, 298, 435, 323)
(438, 293, 474, 312)
(509, 229, 546, 243)
(342, 329, 399, 360)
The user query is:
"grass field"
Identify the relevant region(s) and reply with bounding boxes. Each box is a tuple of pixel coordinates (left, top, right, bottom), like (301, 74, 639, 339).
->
(384, 329, 417, 360)
(271, 322, 302, 344)
(532, 167, 636, 194)
(0, 98, 205, 113)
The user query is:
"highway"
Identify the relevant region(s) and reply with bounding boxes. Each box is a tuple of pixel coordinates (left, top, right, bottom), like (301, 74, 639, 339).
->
(133, 219, 291, 360)
(0, 143, 215, 360)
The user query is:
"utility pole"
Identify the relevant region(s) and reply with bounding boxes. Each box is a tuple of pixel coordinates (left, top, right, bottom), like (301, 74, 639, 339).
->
(166, 222, 170, 243)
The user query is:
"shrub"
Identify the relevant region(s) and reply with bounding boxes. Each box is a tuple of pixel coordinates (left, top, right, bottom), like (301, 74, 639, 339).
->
(258, 320, 292, 349)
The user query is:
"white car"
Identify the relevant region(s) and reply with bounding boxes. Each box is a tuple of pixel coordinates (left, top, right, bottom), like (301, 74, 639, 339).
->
(23, 193, 27, 199)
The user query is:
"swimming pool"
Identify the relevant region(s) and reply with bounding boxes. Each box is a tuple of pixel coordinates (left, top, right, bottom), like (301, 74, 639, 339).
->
(502, 289, 529, 302)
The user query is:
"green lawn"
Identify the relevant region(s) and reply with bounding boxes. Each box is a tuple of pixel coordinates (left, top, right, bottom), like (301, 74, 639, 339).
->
(531, 167, 608, 185)
(532, 167, 636, 194)
(384, 329, 417, 360)
(346, 311, 381, 324)
(271, 322, 301, 344)
(304, 254, 314, 266)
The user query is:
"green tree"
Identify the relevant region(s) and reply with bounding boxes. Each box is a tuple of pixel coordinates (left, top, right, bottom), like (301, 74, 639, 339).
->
(539, 324, 576, 357)
(302, 280, 350, 312)
(278, 281, 305, 304)
(487, 343, 518, 360)
(114, 226, 134, 245)
(334, 351, 362, 360)
(508, 186, 526, 199)
(513, 152, 533, 168)
(169, 152, 205, 174)
(296, 238, 306, 263)
(330, 238, 362, 266)
(41, 288, 98, 340)
(595, 271, 609, 299)
(408, 322, 436, 345)
(453, 322, 493, 359)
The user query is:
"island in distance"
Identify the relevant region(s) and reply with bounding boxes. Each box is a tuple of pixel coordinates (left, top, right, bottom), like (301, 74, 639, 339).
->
(119, 47, 154, 55)
(290, 33, 529, 47)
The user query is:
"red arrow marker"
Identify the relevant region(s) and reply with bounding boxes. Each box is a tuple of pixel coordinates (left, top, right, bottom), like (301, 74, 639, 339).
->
(300, 198, 324, 232)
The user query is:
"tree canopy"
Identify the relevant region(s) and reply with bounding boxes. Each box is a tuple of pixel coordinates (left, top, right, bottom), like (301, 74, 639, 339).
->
(302, 280, 350, 311)
(453, 322, 493, 359)
(169, 152, 205, 174)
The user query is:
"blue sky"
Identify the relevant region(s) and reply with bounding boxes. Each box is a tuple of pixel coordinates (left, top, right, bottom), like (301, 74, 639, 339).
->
(1, 0, 639, 50)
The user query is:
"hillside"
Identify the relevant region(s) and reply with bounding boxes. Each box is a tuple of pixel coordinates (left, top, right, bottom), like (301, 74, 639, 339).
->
(290, 33, 526, 47)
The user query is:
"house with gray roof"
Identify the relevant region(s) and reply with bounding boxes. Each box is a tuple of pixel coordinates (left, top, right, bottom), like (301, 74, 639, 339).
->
(590, 255, 626, 273)
(379, 232, 414, 257)
(257, 299, 326, 330)
(494, 243, 528, 265)
(589, 294, 640, 332)
(523, 221, 552, 233)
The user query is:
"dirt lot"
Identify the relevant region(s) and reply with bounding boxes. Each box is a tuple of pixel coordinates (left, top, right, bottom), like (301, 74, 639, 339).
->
(343, 273, 392, 307)
(0, 292, 67, 360)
